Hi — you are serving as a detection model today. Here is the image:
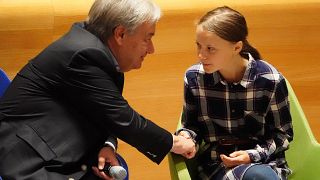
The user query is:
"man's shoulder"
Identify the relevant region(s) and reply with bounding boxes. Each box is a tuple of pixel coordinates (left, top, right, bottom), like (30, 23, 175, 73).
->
(54, 22, 106, 52)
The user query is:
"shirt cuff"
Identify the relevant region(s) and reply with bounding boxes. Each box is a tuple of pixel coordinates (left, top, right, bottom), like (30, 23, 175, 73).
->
(245, 149, 261, 162)
(104, 141, 116, 152)
(170, 134, 174, 152)
(175, 128, 197, 141)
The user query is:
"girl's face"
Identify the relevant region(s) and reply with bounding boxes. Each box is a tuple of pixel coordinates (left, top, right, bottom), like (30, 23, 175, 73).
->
(195, 26, 241, 73)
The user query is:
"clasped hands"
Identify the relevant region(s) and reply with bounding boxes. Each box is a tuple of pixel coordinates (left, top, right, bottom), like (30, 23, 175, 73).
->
(171, 131, 196, 159)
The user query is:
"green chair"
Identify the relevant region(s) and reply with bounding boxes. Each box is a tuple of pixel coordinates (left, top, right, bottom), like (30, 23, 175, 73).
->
(168, 80, 320, 179)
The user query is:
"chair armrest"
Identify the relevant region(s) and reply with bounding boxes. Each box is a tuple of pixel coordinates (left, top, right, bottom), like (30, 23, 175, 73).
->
(168, 152, 191, 180)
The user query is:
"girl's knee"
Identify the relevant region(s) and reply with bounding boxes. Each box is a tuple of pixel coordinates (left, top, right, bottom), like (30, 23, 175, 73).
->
(243, 165, 278, 180)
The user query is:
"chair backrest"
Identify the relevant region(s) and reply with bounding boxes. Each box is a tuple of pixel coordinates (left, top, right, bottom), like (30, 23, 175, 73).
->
(116, 154, 129, 180)
(0, 68, 10, 97)
(285, 80, 320, 179)
(0, 69, 10, 180)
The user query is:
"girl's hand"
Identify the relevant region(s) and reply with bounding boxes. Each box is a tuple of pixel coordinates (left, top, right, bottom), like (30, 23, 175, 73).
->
(220, 150, 251, 168)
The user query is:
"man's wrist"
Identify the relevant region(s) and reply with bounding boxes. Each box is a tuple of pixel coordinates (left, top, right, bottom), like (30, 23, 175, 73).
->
(170, 134, 179, 152)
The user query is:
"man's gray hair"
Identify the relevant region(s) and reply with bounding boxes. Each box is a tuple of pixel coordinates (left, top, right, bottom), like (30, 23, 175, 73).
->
(86, 0, 161, 41)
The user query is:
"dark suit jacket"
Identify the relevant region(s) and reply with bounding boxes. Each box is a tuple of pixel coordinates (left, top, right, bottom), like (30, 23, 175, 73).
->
(0, 22, 172, 180)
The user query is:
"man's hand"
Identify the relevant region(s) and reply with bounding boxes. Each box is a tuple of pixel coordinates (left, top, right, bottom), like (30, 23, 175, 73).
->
(171, 134, 196, 159)
(220, 150, 251, 168)
(92, 146, 119, 180)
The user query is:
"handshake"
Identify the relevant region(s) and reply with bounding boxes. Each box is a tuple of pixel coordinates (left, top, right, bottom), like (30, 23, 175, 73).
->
(170, 131, 196, 159)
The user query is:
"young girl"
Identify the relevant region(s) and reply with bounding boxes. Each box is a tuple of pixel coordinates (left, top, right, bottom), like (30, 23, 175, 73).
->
(177, 6, 293, 180)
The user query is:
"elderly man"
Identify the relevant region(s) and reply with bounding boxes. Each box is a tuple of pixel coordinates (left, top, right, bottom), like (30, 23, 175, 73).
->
(0, 0, 196, 179)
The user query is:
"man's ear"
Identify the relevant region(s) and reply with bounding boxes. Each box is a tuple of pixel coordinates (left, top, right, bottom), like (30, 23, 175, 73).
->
(234, 41, 243, 54)
(113, 25, 126, 45)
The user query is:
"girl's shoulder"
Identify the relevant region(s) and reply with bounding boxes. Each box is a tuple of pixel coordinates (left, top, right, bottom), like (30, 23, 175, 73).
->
(254, 60, 284, 82)
(185, 63, 203, 77)
(184, 63, 203, 85)
(185, 63, 202, 74)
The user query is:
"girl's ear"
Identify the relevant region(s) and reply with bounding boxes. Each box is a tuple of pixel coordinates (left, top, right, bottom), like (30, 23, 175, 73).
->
(234, 41, 243, 54)
(113, 25, 126, 45)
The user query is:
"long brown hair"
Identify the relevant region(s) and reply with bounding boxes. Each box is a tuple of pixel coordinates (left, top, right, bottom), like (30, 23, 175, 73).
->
(198, 6, 261, 60)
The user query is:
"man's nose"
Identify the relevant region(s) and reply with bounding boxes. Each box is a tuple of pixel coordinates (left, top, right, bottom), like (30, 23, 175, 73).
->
(147, 41, 155, 54)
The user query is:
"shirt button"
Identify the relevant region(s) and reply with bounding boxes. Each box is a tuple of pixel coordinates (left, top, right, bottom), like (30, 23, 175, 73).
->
(81, 164, 87, 172)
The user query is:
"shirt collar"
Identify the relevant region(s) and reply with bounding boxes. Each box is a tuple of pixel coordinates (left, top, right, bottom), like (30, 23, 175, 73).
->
(105, 46, 121, 72)
(239, 53, 257, 88)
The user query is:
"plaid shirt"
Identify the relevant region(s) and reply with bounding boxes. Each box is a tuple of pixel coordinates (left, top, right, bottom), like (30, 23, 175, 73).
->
(181, 54, 293, 180)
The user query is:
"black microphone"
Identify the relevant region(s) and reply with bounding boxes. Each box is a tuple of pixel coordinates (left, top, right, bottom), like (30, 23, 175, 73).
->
(101, 163, 127, 180)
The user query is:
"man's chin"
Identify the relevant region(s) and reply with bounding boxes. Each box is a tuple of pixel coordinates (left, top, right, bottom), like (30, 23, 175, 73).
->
(123, 62, 143, 72)
(133, 63, 143, 70)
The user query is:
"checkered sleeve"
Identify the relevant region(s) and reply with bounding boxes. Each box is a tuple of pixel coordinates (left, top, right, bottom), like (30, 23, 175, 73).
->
(179, 75, 202, 144)
(246, 78, 293, 163)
